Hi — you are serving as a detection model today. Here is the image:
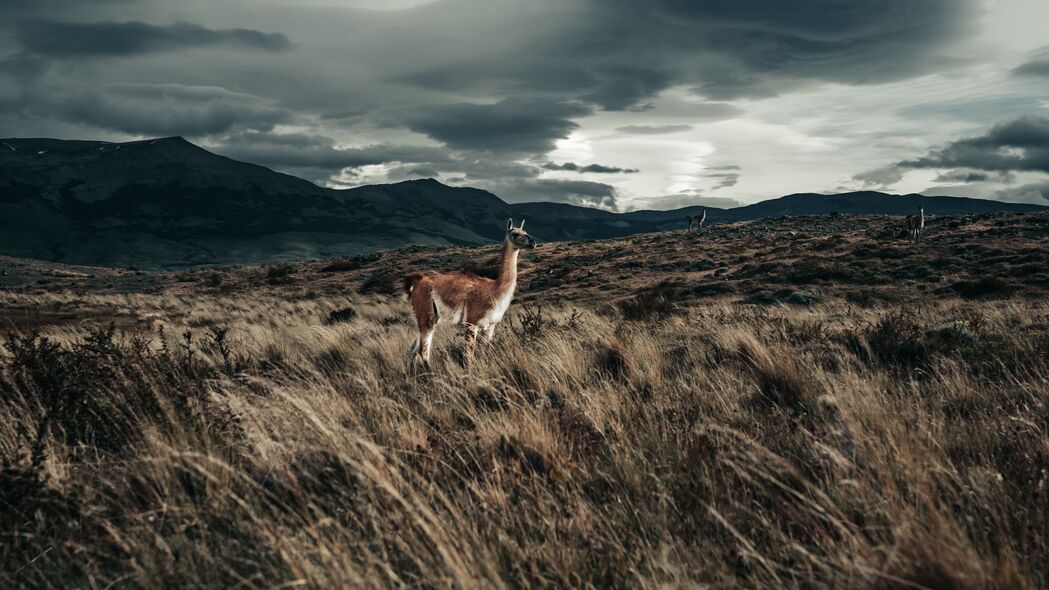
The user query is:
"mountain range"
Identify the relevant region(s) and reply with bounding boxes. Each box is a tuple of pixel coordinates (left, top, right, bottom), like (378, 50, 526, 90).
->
(1, 136, 1044, 269)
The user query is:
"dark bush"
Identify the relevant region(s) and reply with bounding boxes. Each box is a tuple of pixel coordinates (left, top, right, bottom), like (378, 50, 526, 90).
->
(497, 435, 555, 478)
(1, 325, 229, 456)
(327, 307, 358, 324)
(595, 339, 633, 382)
(319, 254, 380, 273)
(750, 357, 811, 415)
(265, 265, 296, 284)
(742, 290, 778, 305)
(786, 290, 819, 306)
(926, 322, 979, 352)
(619, 282, 678, 320)
(357, 269, 399, 295)
(683, 257, 717, 270)
(864, 313, 929, 369)
(687, 281, 736, 298)
(733, 337, 814, 416)
(515, 305, 547, 341)
(951, 276, 1019, 299)
(513, 306, 582, 341)
(0, 457, 89, 583)
(460, 256, 501, 280)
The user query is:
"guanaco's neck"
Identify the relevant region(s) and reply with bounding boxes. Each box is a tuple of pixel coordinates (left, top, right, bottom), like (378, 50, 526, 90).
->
(497, 239, 518, 293)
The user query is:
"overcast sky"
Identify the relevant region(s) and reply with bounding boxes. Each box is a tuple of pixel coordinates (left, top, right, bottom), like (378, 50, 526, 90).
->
(2, 0, 1048, 210)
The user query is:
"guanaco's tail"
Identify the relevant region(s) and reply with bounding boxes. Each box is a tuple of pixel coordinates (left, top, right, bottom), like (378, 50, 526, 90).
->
(402, 272, 426, 297)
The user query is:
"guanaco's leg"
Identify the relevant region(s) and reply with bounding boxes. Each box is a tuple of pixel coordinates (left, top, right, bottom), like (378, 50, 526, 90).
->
(463, 324, 480, 371)
(419, 329, 435, 368)
(409, 281, 437, 372)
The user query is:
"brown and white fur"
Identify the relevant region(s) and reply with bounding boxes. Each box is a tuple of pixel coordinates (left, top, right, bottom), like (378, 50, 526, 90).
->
(403, 219, 536, 371)
(905, 207, 925, 241)
(686, 208, 706, 230)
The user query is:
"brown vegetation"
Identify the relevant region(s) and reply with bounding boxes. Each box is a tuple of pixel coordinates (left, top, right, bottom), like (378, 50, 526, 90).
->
(2, 212, 1048, 588)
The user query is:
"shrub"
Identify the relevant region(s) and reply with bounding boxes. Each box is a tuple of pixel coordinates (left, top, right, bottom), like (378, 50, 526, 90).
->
(733, 333, 814, 415)
(1, 325, 230, 455)
(786, 290, 819, 306)
(951, 276, 1019, 299)
(864, 312, 929, 369)
(515, 305, 547, 340)
(513, 306, 583, 341)
(927, 321, 979, 351)
(460, 256, 502, 280)
(319, 254, 380, 273)
(595, 338, 634, 382)
(326, 307, 358, 324)
(357, 268, 399, 295)
(619, 282, 678, 320)
(265, 265, 296, 284)
(0, 457, 87, 582)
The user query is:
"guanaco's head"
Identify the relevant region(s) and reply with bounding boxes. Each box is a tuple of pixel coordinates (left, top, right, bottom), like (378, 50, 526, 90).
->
(505, 218, 536, 250)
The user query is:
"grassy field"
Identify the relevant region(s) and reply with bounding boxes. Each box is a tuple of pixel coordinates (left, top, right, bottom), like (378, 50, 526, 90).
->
(2, 213, 1049, 588)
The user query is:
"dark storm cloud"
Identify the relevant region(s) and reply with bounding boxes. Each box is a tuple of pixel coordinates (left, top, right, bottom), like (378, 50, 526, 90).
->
(1013, 47, 1049, 77)
(855, 115, 1049, 187)
(702, 165, 742, 190)
(457, 159, 542, 181)
(681, 0, 975, 97)
(707, 173, 740, 190)
(580, 65, 672, 111)
(402, 98, 591, 153)
(0, 53, 47, 77)
(1014, 59, 1049, 77)
(934, 169, 990, 183)
(628, 192, 742, 211)
(932, 169, 1015, 184)
(853, 165, 905, 188)
(16, 20, 293, 57)
(900, 115, 1049, 174)
(645, 103, 742, 121)
(38, 84, 293, 136)
(541, 162, 638, 174)
(386, 165, 442, 181)
(393, 0, 976, 109)
(638, 0, 975, 88)
(486, 178, 619, 209)
(213, 132, 455, 175)
(996, 182, 1049, 203)
(615, 125, 693, 135)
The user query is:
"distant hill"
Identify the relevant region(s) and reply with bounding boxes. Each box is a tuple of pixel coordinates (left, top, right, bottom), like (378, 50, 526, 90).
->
(1, 136, 1044, 268)
(721, 191, 1043, 220)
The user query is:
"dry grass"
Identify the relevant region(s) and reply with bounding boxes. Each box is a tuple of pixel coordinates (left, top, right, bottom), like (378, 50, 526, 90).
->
(2, 213, 1048, 588)
(1, 289, 1047, 589)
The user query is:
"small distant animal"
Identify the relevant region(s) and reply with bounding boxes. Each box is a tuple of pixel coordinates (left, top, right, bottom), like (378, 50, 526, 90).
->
(403, 218, 536, 371)
(686, 208, 707, 230)
(905, 207, 925, 241)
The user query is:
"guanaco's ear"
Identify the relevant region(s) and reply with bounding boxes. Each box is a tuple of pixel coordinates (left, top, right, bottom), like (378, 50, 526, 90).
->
(519, 219, 526, 230)
(506, 218, 513, 232)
